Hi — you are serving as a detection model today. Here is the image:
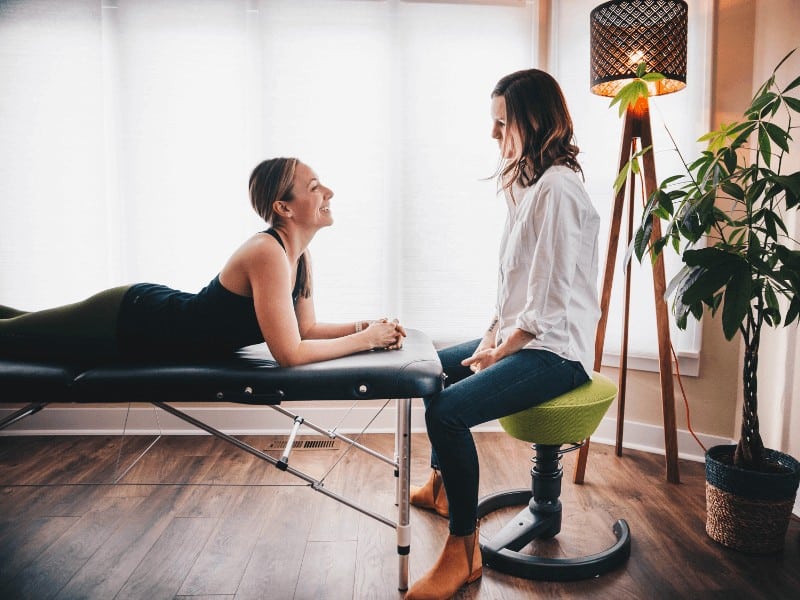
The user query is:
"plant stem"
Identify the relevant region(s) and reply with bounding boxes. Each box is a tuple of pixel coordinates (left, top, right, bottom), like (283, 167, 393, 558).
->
(735, 306, 766, 470)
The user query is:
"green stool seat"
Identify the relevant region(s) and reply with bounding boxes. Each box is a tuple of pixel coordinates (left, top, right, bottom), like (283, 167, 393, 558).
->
(477, 371, 631, 581)
(499, 372, 617, 445)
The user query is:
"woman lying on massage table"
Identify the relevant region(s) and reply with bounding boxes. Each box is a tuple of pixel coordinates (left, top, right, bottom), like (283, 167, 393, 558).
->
(0, 158, 405, 365)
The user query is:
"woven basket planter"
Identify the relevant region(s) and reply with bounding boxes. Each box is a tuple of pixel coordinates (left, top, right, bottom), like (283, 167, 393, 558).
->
(705, 444, 800, 553)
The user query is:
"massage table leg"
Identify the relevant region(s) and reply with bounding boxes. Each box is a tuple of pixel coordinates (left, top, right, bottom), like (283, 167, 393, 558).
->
(0, 402, 48, 430)
(396, 397, 412, 591)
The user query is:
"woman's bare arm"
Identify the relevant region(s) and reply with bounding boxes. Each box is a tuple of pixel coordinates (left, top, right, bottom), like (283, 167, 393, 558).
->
(246, 240, 400, 366)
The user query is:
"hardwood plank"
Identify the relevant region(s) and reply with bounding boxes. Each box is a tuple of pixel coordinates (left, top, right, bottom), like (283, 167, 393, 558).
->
(294, 540, 358, 600)
(354, 507, 401, 599)
(55, 485, 191, 599)
(0, 494, 143, 600)
(114, 516, 217, 600)
(0, 515, 77, 581)
(177, 486, 273, 596)
(234, 486, 316, 600)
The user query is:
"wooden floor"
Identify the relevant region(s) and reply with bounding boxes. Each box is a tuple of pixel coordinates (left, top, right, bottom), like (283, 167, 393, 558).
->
(0, 432, 798, 599)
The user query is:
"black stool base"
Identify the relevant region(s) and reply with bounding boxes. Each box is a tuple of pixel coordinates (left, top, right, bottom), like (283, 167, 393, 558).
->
(477, 488, 631, 581)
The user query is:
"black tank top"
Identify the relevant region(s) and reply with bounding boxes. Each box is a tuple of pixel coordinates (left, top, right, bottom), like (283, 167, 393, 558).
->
(116, 228, 302, 359)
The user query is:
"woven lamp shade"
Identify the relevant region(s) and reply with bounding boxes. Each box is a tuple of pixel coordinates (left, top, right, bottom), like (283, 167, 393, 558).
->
(590, 0, 688, 97)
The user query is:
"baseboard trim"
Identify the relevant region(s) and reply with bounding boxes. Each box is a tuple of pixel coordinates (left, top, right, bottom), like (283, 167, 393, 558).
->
(0, 401, 734, 463)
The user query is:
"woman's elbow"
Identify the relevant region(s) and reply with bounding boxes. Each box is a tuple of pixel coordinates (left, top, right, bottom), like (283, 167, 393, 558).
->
(272, 352, 303, 368)
(284, 357, 308, 368)
(270, 346, 311, 368)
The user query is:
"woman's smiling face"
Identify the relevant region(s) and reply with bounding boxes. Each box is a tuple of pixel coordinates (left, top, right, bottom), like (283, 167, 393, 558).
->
(286, 161, 335, 228)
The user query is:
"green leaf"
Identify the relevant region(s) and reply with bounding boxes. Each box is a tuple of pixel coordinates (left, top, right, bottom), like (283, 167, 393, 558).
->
(784, 74, 800, 93)
(633, 80, 648, 100)
(746, 177, 768, 204)
(636, 62, 647, 78)
(721, 181, 744, 200)
(683, 247, 735, 269)
(652, 237, 668, 258)
(769, 172, 800, 197)
(670, 265, 704, 327)
(689, 152, 713, 172)
(634, 214, 654, 262)
(777, 246, 800, 269)
(613, 162, 631, 194)
(773, 48, 797, 75)
(660, 174, 685, 187)
(765, 283, 781, 326)
(763, 210, 778, 240)
(764, 121, 790, 152)
(610, 79, 650, 117)
(758, 126, 772, 166)
(721, 264, 752, 340)
(671, 230, 681, 253)
(784, 96, 800, 113)
(676, 199, 708, 243)
(681, 261, 741, 305)
(748, 92, 777, 117)
(723, 148, 738, 174)
(772, 212, 788, 236)
(731, 122, 756, 151)
(642, 72, 665, 82)
(709, 293, 723, 315)
(657, 189, 674, 216)
(747, 231, 762, 264)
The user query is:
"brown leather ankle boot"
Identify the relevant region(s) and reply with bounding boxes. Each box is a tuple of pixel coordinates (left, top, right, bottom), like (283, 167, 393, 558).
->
(410, 469, 449, 518)
(405, 527, 482, 600)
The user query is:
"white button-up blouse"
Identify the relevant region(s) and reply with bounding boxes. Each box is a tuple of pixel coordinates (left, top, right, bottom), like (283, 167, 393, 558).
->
(496, 165, 601, 376)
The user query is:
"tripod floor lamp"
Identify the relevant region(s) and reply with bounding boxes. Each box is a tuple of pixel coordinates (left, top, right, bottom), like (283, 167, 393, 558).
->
(574, 0, 688, 485)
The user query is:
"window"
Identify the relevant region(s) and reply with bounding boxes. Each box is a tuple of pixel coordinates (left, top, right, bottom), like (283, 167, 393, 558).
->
(0, 0, 711, 371)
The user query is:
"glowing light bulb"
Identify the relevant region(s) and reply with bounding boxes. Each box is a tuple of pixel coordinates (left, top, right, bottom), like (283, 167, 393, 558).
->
(629, 50, 645, 65)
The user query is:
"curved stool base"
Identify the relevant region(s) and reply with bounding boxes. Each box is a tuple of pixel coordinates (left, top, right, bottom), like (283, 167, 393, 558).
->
(477, 489, 631, 581)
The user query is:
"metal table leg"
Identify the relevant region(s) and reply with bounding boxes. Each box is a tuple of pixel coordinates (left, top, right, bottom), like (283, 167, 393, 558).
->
(396, 397, 412, 591)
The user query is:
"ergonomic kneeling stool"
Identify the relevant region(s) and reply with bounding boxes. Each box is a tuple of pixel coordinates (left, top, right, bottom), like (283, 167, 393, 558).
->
(476, 372, 631, 580)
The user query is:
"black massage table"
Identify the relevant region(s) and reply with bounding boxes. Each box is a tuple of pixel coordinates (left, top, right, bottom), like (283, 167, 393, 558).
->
(0, 329, 444, 591)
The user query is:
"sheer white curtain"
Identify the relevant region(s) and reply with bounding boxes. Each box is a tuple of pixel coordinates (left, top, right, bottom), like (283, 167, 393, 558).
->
(0, 0, 712, 365)
(0, 0, 531, 344)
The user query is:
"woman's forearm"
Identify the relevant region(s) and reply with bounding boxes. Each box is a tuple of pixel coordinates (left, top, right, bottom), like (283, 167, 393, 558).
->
(278, 334, 374, 366)
(300, 321, 366, 339)
(275, 321, 402, 366)
(493, 328, 534, 360)
(478, 314, 499, 349)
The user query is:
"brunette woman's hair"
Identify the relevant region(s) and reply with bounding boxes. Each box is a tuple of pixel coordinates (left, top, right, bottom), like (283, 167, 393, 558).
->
(248, 157, 311, 298)
(492, 69, 582, 189)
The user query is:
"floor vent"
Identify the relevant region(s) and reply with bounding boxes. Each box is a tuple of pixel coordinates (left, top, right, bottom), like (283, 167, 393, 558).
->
(264, 437, 341, 451)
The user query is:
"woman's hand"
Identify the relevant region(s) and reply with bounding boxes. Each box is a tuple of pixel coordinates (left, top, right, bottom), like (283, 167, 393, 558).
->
(363, 318, 407, 350)
(463, 328, 534, 372)
(461, 347, 500, 373)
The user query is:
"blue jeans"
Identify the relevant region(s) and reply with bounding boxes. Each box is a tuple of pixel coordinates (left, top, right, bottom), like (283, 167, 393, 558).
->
(423, 339, 589, 536)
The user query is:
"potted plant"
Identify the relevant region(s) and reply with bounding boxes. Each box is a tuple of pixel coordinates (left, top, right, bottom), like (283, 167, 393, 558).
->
(614, 51, 800, 553)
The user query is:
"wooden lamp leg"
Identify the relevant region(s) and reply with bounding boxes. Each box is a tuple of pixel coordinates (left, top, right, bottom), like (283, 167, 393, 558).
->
(574, 97, 680, 485)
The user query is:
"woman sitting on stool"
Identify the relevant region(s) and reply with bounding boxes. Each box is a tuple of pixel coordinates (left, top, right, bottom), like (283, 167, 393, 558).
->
(406, 69, 601, 599)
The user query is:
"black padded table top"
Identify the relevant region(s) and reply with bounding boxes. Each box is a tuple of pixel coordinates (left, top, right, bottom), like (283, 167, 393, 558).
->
(0, 329, 444, 404)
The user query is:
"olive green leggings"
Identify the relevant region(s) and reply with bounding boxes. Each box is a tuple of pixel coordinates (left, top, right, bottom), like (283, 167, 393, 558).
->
(0, 286, 131, 360)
